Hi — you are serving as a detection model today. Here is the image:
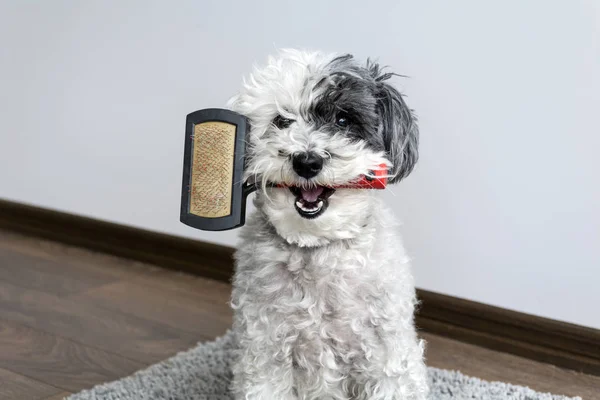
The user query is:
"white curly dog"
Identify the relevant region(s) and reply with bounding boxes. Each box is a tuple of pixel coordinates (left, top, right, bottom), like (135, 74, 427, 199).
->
(228, 49, 428, 400)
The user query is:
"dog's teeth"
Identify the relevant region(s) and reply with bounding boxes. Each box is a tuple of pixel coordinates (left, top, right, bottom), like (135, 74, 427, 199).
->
(295, 196, 325, 216)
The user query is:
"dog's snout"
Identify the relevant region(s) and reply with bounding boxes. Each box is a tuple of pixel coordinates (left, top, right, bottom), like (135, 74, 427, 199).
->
(292, 152, 323, 179)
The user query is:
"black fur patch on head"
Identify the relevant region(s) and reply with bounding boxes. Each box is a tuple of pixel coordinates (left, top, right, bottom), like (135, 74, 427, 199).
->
(308, 54, 419, 183)
(306, 55, 383, 150)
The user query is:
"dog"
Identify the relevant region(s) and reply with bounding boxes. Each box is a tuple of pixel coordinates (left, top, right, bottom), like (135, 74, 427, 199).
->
(228, 49, 428, 400)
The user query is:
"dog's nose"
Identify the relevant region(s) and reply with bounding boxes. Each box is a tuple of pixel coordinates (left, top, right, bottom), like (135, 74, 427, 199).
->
(292, 152, 323, 179)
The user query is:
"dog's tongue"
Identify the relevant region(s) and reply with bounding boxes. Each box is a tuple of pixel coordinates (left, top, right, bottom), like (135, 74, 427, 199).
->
(301, 186, 324, 202)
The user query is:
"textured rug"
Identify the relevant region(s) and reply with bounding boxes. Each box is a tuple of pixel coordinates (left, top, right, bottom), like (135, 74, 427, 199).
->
(67, 331, 579, 400)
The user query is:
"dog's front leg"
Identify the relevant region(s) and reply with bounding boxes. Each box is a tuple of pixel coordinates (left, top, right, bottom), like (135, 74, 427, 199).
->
(231, 328, 297, 400)
(351, 331, 429, 400)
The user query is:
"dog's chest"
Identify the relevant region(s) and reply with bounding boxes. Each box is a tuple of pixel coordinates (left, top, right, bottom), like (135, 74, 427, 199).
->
(280, 245, 386, 362)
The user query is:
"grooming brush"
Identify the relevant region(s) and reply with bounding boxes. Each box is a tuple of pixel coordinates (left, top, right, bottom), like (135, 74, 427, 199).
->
(180, 108, 251, 231)
(180, 108, 388, 231)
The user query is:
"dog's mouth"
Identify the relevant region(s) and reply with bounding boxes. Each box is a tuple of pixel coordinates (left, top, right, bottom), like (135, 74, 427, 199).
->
(288, 186, 336, 219)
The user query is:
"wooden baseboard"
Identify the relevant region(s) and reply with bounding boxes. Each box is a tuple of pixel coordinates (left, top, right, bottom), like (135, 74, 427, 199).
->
(1, 198, 598, 376)
(0, 198, 234, 282)
(415, 291, 600, 376)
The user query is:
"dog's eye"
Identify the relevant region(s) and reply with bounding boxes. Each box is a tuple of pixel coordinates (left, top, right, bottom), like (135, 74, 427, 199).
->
(273, 115, 294, 129)
(335, 112, 351, 128)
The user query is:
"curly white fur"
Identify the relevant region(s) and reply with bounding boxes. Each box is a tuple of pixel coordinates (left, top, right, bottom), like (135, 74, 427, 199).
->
(228, 49, 428, 400)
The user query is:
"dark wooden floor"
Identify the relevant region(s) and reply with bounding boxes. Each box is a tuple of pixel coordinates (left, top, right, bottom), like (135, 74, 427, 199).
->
(0, 229, 598, 400)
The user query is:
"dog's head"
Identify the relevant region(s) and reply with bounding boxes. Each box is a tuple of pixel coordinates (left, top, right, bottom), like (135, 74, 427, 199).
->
(229, 49, 418, 246)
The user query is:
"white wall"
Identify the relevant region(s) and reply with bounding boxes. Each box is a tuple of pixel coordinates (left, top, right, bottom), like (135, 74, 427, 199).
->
(1, 1, 598, 328)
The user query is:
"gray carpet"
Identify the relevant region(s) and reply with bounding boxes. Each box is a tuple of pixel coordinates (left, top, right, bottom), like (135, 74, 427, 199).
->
(67, 331, 579, 400)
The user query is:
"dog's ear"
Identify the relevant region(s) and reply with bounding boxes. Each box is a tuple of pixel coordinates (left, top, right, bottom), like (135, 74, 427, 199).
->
(367, 62, 419, 183)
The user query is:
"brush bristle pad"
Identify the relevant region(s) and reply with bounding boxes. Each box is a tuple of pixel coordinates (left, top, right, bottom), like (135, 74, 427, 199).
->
(189, 121, 236, 218)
